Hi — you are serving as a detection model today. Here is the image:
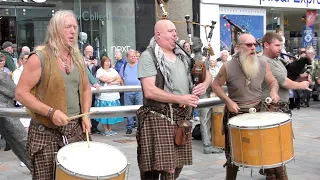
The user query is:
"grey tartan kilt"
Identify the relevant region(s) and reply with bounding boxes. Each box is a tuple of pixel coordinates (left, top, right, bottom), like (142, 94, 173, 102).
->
(136, 105, 193, 172)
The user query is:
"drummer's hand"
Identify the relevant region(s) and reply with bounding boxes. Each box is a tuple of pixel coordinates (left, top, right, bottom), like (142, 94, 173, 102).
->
(269, 92, 280, 103)
(51, 110, 69, 126)
(192, 83, 207, 96)
(82, 116, 92, 133)
(226, 100, 240, 113)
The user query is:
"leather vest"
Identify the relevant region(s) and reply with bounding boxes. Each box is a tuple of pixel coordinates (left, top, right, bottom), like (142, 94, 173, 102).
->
(142, 48, 167, 109)
(26, 45, 86, 128)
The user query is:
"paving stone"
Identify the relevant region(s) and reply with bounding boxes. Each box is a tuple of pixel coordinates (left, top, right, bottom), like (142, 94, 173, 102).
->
(1, 101, 320, 179)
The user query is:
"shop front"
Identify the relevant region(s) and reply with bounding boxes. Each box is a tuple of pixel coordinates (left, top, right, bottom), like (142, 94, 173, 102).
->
(0, 0, 155, 60)
(200, 0, 320, 56)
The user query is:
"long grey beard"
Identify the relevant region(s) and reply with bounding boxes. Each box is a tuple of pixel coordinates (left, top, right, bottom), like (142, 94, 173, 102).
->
(0, 71, 30, 170)
(240, 54, 259, 79)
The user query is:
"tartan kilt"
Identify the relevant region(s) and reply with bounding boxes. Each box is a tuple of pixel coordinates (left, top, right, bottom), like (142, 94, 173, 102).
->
(136, 105, 193, 172)
(27, 119, 86, 180)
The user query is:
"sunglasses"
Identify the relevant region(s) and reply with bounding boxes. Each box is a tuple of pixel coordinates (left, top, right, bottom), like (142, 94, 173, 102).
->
(240, 43, 258, 48)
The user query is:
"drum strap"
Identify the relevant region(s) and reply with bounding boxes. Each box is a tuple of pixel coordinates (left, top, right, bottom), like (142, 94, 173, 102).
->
(261, 101, 291, 117)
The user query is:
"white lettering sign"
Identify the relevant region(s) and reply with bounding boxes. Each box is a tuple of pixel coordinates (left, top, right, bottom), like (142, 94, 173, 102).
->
(202, 0, 320, 9)
(76, 11, 107, 21)
(111, 46, 131, 53)
(22, 0, 47, 2)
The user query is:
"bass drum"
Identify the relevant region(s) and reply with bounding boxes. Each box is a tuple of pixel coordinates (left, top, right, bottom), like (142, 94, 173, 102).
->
(55, 141, 129, 180)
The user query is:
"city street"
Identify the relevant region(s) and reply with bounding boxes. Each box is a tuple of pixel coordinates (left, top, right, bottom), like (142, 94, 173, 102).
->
(1, 101, 320, 180)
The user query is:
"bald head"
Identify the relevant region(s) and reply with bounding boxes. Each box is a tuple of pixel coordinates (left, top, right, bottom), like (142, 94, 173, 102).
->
(154, 20, 173, 35)
(237, 33, 255, 45)
(84, 45, 93, 58)
(154, 20, 177, 51)
(21, 46, 30, 53)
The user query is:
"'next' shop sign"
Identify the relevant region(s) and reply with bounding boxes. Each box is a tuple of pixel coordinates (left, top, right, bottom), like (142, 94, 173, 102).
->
(202, 0, 320, 9)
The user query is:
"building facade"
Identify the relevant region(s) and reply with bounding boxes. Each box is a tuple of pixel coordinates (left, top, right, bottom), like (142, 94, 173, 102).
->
(200, 0, 320, 56)
(0, 0, 155, 60)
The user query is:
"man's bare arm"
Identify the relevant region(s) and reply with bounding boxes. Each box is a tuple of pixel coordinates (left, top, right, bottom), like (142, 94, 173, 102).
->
(212, 65, 231, 103)
(203, 69, 212, 89)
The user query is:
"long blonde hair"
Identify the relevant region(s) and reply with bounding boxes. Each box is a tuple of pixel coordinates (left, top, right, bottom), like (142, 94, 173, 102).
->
(44, 10, 84, 72)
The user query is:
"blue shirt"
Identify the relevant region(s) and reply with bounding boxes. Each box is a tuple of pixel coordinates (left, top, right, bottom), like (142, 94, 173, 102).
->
(119, 62, 141, 86)
(114, 58, 126, 73)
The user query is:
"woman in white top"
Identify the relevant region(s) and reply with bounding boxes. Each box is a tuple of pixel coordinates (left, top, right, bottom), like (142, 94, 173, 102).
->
(95, 56, 124, 136)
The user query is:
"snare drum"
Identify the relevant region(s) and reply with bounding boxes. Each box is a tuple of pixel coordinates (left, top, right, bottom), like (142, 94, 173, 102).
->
(228, 112, 294, 168)
(211, 105, 225, 149)
(55, 142, 129, 180)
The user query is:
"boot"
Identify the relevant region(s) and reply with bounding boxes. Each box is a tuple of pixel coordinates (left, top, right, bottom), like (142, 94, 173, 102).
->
(274, 166, 288, 180)
(226, 165, 239, 180)
(4, 142, 11, 151)
(264, 168, 276, 180)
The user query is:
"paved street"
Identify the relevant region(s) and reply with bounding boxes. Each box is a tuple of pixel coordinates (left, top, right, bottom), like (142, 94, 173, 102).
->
(1, 101, 320, 180)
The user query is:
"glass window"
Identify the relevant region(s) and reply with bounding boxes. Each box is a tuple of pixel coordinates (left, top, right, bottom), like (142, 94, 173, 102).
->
(266, 8, 308, 55)
(74, 0, 136, 64)
(0, 0, 138, 63)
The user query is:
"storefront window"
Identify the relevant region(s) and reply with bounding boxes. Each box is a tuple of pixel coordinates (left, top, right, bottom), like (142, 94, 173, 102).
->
(74, 0, 136, 63)
(0, 0, 139, 63)
(266, 8, 320, 56)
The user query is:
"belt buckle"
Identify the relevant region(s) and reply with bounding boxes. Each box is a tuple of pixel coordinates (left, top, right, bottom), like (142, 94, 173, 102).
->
(38, 125, 45, 132)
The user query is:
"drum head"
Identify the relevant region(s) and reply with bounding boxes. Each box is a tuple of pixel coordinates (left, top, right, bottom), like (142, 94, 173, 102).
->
(56, 142, 127, 178)
(228, 112, 290, 128)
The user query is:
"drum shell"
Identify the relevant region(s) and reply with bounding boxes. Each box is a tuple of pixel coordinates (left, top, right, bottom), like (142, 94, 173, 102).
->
(55, 166, 126, 180)
(55, 142, 128, 180)
(211, 105, 225, 148)
(229, 120, 294, 168)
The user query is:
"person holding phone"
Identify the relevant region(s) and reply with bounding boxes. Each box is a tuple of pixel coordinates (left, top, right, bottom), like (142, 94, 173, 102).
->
(83, 45, 102, 134)
(84, 45, 100, 77)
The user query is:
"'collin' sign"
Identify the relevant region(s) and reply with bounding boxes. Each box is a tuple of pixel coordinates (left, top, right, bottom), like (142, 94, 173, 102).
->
(22, 0, 47, 2)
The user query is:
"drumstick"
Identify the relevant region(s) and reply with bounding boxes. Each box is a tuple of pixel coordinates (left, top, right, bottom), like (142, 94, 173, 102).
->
(85, 129, 90, 148)
(265, 97, 272, 104)
(249, 108, 256, 113)
(67, 111, 96, 121)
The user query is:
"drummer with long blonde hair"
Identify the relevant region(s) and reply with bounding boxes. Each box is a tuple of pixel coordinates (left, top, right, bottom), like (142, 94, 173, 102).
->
(212, 33, 279, 180)
(15, 10, 92, 179)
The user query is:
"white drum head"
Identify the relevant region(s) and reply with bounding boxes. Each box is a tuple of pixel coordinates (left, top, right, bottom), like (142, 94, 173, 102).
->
(228, 112, 290, 127)
(56, 142, 127, 178)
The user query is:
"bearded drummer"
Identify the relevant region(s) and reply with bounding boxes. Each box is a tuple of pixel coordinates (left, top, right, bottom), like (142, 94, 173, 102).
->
(260, 32, 310, 180)
(212, 33, 280, 180)
(15, 10, 92, 180)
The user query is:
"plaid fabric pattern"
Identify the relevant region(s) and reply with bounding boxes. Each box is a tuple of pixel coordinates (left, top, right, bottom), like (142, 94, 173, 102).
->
(136, 105, 193, 173)
(139, 167, 183, 180)
(27, 119, 86, 180)
(264, 166, 288, 180)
